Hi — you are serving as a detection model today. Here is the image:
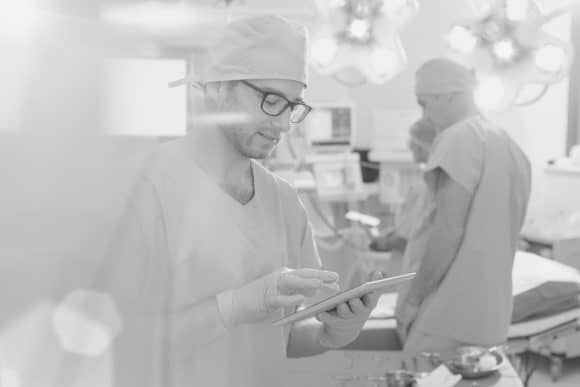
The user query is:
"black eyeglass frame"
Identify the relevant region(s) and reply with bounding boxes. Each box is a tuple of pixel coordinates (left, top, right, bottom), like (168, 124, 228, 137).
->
(240, 80, 312, 124)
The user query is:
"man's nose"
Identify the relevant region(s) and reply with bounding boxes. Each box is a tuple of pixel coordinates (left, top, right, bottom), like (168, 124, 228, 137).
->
(270, 107, 292, 133)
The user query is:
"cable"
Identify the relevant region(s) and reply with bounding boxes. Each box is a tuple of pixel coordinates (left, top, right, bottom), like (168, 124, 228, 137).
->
(514, 351, 539, 387)
(515, 84, 550, 106)
(305, 194, 371, 252)
(523, 353, 539, 387)
(282, 115, 373, 251)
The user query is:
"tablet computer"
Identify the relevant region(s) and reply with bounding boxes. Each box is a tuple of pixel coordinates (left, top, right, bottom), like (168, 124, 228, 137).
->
(272, 272, 415, 326)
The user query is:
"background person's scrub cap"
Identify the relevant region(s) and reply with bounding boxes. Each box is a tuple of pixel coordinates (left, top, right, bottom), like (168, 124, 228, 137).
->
(170, 15, 309, 88)
(415, 58, 476, 95)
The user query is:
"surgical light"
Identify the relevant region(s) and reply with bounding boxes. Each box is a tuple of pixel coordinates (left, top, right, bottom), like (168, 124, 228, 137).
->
(470, 0, 493, 18)
(447, 25, 479, 54)
(506, 0, 530, 21)
(383, 0, 420, 23)
(352, 2, 372, 18)
(514, 82, 549, 105)
(534, 44, 566, 73)
(348, 19, 371, 41)
(482, 19, 504, 41)
(329, 0, 348, 8)
(448, 0, 572, 109)
(312, 0, 418, 85)
(312, 38, 339, 67)
(492, 39, 518, 62)
(382, 0, 407, 16)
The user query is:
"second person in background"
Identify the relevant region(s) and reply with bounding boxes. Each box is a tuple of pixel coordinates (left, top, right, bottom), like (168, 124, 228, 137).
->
(395, 58, 532, 352)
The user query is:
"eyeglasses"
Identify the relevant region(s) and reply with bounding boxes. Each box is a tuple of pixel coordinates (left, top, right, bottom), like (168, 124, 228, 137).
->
(240, 80, 312, 124)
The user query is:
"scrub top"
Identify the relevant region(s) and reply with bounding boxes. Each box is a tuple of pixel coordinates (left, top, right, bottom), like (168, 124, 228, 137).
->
(394, 181, 435, 316)
(396, 180, 433, 241)
(394, 179, 435, 298)
(401, 115, 531, 346)
(99, 139, 321, 387)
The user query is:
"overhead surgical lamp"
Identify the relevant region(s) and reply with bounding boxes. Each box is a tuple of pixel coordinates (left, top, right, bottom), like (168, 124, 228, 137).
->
(446, 0, 573, 110)
(311, 0, 419, 86)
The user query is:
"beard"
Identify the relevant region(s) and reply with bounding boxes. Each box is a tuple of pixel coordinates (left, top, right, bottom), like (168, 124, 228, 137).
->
(219, 123, 278, 160)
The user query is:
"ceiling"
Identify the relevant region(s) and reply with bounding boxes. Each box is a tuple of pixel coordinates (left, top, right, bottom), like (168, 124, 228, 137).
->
(67, 0, 318, 47)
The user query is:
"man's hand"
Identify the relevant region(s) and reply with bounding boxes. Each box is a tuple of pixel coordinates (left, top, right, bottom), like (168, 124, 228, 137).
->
(370, 229, 407, 252)
(369, 228, 396, 251)
(316, 271, 382, 348)
(395, 301, 419, 343)
(217, 268, 339, 328)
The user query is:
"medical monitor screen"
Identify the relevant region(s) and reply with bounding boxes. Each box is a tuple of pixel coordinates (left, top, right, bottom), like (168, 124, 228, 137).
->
(302, 105, 353, 150)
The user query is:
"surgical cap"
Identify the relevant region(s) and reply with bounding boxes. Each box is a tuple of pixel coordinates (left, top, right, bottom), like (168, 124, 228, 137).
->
(415, 58, 476, 95)
(170, 15, 309, 88)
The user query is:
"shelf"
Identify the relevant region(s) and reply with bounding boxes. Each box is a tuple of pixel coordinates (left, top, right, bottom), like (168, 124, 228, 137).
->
(545, 160, 580, 176)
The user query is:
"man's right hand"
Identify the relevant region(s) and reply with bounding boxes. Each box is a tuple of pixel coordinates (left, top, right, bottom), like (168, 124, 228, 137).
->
(369, 228, 396, 251)
(217, 268, 339, 328)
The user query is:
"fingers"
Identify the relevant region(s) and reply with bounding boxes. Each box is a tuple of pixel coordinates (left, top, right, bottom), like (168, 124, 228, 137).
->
(347, 298, 367, 315)
(369, 270, 383, 281)
(277, 269, 339, 296)
(323, 282, 341, 293)
(361, 291, 380, 308)
(336, 302, 353, 318)
(291, 268, 339, 283)
(271, 294, 305, 309)
(299, 287, 319, 298)
(316, 298, 373, 326)
(277, 274, 323, 295)
(316, 310, 339, 324)
(360, 271, 383, 308)
(332, 299, 368, 319)
(316, 300, 370, 324)
(370, 237, 388, 251)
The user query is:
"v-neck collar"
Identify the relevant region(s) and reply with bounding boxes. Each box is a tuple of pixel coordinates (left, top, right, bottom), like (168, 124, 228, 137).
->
(218, 161, 257, 207)
(189, 155, 261, 211)
(175, 139, 260, 208)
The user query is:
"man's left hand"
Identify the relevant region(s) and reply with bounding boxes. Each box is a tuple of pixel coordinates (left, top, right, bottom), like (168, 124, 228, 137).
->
(316, 272, 382, 348)
(396, 302, 419, 342)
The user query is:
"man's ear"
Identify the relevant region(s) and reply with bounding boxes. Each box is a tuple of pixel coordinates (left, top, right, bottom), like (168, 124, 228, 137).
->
(205, 81, 237, 108)
(203, 82, 220, 103)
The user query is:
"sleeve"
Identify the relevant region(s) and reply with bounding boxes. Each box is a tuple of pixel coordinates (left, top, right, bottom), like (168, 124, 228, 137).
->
(101, 175, 232, 365)
(92, 176, 171, 387)
(425, 123, 484, 196)
(96, 176, 169, 314)
(395, 187, 421, 238)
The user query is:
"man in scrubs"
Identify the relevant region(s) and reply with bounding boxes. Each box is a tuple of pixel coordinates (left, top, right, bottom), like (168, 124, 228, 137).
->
(370, 117, 438, 253)
(395, 58, 532, 352)
(102, 15, 381, 387)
